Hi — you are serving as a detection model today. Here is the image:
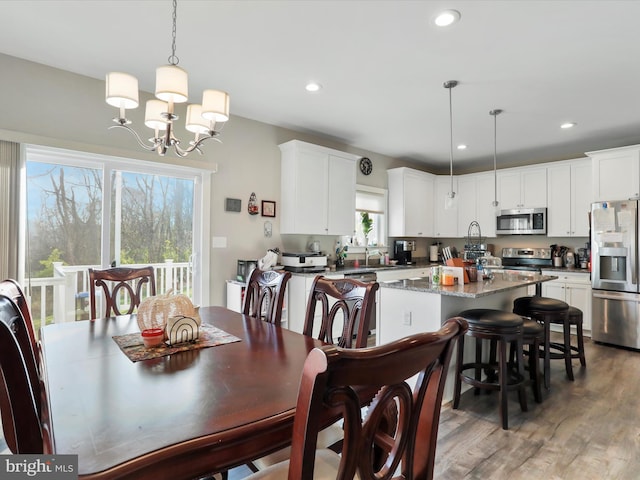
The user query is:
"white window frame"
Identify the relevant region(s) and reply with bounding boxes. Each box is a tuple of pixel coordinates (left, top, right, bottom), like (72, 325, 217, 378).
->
(21, 145, 212, 306)
(350, 184, 388, 253)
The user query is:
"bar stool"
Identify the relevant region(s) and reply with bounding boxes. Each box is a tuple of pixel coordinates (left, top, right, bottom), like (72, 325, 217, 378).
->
(513, 296, 571, 389)
(453, 309, 527, 430)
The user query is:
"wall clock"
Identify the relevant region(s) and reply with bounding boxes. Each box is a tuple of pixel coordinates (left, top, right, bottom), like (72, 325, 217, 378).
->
(359, 157, 373, 175)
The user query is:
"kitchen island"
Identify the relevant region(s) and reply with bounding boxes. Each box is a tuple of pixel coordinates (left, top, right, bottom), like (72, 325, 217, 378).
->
(378, 270, 557, 403)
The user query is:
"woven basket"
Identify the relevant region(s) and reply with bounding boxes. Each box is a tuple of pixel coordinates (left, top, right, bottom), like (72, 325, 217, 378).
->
(137, 291, 201, 333)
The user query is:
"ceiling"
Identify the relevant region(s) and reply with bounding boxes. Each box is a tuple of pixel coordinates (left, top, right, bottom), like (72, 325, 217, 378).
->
(1, 0, 640, 173)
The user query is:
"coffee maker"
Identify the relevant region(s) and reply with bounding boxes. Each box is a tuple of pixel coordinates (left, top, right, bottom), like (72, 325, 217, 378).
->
(394, 240, 416, 265)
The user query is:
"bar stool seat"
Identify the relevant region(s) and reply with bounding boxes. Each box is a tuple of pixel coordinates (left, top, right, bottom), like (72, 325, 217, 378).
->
(453, 309, 527, 430)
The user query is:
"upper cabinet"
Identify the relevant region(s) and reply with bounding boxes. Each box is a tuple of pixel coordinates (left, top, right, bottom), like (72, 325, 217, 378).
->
(588, 145, 640, 201)
(388, 167, 434, 237)
(547, 158, 592, 237)
(434, 176, 458, 237)
(497, 166, 547, 209)
(458, 172, 498, 238)
(279, 140, 358, 235)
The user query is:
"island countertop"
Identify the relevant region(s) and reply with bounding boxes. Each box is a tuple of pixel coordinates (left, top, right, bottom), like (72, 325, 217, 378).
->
(379, 270, 557, 298)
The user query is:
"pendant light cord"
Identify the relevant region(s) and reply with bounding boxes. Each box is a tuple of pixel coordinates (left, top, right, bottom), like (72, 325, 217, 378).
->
(449, 85, 454, 193)
(490, 109, 502, 207)
(444, 80, 457, 198)
(168, 0, 179, 65)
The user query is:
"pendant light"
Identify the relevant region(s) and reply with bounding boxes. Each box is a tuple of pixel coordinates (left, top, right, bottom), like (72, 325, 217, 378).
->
(489, 109, 502, 213)
(444, 80, 458, 210)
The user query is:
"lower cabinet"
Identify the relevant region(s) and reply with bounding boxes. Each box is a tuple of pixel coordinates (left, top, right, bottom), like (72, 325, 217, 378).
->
(540, 271, 592, 335)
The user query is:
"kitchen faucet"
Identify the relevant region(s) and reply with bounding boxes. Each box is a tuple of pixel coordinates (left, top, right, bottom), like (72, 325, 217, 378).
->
(365, 248, 381, 266)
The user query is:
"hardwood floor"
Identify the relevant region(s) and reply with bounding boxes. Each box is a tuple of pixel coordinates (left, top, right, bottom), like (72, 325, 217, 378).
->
(434, 333, 640, 480)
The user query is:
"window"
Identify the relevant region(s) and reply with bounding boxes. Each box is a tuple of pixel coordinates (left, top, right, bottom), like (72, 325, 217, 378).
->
(354, 185, 387, 247)
(22, 145, 210, 325)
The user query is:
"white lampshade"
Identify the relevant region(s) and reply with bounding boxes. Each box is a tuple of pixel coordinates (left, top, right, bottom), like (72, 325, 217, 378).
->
(144, 100, 168, 131)
(105, 72, 139, 109)
(155, 65, 188, 103)
(185, 104, 210, 134)
(201, 90, 230, 122)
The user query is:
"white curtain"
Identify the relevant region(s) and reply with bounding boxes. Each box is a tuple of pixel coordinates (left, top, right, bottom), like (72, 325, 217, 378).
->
(0, 140, 20, 280)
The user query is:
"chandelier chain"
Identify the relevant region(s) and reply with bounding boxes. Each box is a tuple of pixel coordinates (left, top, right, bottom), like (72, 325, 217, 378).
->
(168, 0, 179, 65)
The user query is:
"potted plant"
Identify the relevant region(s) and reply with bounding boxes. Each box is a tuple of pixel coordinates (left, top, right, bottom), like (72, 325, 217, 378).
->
(361, 212, 373, 246)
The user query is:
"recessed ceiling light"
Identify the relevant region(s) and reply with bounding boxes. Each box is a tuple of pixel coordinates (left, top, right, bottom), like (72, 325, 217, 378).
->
(434, 10, 461, 27)
(457, 144, 467, 150)
(305, 82, 322, 92)
(560, 122, 576, 129)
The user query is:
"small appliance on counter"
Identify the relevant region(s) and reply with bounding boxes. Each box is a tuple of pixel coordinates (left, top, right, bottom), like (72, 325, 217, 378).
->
(394, 240, 416, 265)
(281, 252, 327, 273)
(236, 259, 257, 282)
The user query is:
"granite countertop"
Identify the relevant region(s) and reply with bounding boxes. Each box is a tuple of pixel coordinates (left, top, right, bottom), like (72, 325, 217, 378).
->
(379, 271, 558, 298)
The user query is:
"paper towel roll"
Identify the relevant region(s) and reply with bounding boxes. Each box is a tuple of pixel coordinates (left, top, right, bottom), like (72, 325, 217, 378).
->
(430, 245, 439, 262)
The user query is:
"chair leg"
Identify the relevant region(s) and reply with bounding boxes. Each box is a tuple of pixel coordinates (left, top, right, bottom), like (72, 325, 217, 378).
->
(515, 337, 528, 413)
(576, 321, 586, 367)
(530, 337, 542, 403)
(498, 340, 509, 430)
(475, 337, 483, 395)
(563, 319, 574, 381)
(542, 320, 551, 390)
(453, 335, 464, 409)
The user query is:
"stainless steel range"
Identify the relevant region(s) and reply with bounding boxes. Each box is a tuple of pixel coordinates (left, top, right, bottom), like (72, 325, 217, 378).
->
(501, 247, 553, 272)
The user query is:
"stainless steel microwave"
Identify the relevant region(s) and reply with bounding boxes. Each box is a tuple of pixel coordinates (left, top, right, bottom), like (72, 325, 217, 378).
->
(496, 208, 547, 235)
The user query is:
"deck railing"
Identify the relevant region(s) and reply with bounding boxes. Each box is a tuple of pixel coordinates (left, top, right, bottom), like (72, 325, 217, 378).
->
(25, 260, 192, 326)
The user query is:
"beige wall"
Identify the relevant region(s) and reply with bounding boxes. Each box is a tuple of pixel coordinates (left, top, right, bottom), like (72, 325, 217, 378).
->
(0, 53, 420, 306)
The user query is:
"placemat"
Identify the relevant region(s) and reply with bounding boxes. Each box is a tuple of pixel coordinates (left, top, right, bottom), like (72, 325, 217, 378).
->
(113, 324, 241, 362)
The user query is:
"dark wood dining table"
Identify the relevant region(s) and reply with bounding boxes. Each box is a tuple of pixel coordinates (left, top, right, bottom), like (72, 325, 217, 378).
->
(40, 306, 326, 479)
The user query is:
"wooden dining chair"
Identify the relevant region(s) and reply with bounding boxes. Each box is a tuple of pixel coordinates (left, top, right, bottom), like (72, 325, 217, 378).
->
(242, 268, 292, 325)
(0, 294, 49, 454)
(250, 275, 380, 472)
(244, 317, 467, 480)
(303, 275, 379, 348)
(88, 266, 156, 319)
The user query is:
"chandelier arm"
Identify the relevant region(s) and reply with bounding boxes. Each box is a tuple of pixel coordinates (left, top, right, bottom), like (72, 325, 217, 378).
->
(109, 124, 159, 152)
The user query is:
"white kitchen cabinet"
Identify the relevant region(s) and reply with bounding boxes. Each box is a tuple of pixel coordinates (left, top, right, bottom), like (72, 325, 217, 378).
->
(497, 166, 547, 209)
(279, 140, 358, 235)
(547, 158, 592, 237)
(540, 271, 592, 335)
(457, 172, 497, 238)
(588, 144, 640, 201)
(434, 176, 459, 237)
(388, 167, 435, 237)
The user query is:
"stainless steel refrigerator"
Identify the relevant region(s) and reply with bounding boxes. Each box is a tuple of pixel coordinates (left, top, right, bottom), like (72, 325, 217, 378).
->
(591, 200, 640, 349)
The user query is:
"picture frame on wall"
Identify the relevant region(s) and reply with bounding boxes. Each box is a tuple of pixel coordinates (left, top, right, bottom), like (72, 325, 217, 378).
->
(261, 200, 276, 217)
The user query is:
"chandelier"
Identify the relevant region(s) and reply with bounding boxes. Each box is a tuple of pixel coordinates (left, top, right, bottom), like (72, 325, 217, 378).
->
(105, 0, 229, 157)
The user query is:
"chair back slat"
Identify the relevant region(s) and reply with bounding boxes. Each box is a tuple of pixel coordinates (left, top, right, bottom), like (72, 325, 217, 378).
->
(89, 266, 156, 319)
(242, 269, 291, 325)
(288, 317, 468, 480)
(304, 276, 379, 348)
